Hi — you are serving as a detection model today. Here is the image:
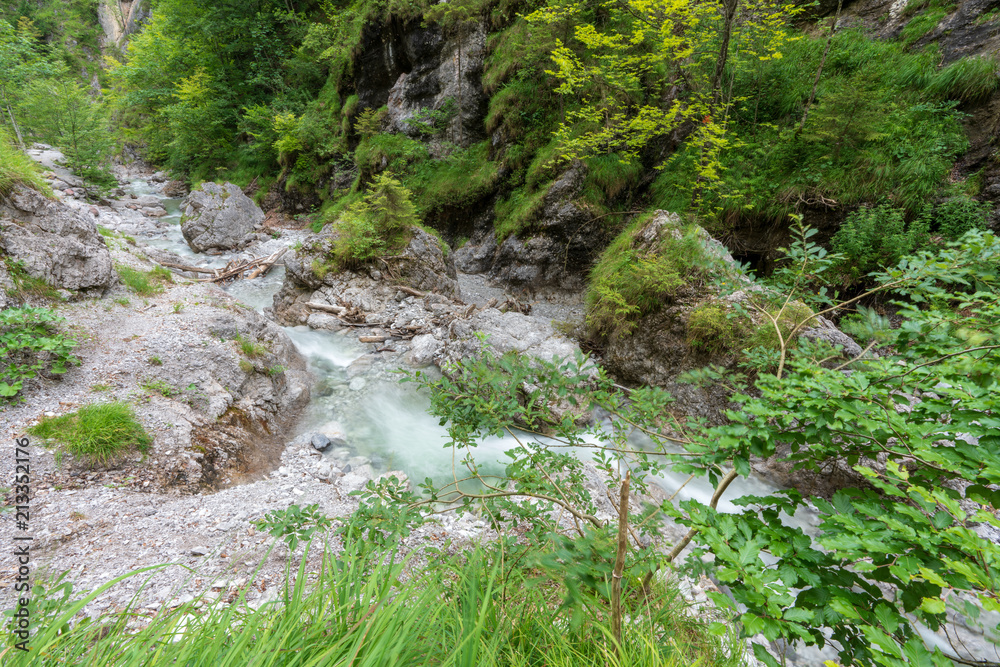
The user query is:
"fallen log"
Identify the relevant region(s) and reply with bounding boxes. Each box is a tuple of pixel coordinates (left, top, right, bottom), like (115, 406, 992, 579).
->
(306, 301, 348, 316)
(159, 261, 217, 275)
(248, 247, 287, 279)
(359, 335, 389, 343)
(397, 286, 426, 298)
(195, 248, 288, 283)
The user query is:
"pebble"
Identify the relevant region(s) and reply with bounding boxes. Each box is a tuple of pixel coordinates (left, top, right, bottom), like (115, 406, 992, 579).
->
(190, 546, 210, 556)
(310, 433, 332, 451)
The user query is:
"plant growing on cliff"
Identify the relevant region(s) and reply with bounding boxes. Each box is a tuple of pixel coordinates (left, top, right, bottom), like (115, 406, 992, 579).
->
(331, 173, 420, 267)
(0, 305, 78, 400)
(393, 227, 1000, 666)
(586, 215, 708, 339)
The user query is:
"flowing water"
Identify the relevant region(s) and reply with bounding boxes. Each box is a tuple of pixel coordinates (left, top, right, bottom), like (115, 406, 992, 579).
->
(29, 161, 990, 664)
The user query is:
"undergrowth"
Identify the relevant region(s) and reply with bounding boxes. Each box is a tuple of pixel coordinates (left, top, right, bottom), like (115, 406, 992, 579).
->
(2, 538, 742, 667)
(0, 128, 48, 195)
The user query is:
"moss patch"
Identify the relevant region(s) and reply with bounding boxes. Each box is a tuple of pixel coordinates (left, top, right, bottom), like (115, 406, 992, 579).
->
(586, 216, 707, 338)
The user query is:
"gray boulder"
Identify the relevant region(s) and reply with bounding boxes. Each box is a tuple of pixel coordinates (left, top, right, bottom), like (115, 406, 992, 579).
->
(272, 225, 459, 326)
(311, 434, 332, 452)
(799, 316, 865, 359)
(0, 184, 114, 293)
(181, 182, 264, 253)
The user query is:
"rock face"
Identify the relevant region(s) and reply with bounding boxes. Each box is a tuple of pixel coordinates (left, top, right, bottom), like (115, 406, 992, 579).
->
(162, 180, 188, 198)
(0, 184, 115, 293)
(97, 0, 151, 50)
(453, 164, 611, 290)
(355, 18, 488, 147)
(181, 182, 264, 253)
(799, 315, 865, 359)
(132, 297, 311, 491)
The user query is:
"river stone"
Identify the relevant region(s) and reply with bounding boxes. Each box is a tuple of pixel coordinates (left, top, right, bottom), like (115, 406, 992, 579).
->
(181, 182, 264, 252)
(799, 316, 864, 359)
(142, 207, 168, 218)
(0, 184, 115, 293)
(407, 333, 441, 366)
(162, 180, 188, 198)
(136, 195, 160, 207)
(310, 433, 332, 452)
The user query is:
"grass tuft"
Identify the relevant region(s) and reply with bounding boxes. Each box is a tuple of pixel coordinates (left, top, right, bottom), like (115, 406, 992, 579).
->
(235, 334, 269, 359)
(0, 128, 48, 196)
(28, 402, 153, 466)
(115, 264, 173, 296)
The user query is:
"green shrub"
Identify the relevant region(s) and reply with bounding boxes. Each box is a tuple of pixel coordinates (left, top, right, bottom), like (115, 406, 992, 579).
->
(586, 217, 706, 338)
(332, 174, 420, 267)
(831, 204, 930, 282)
(838, 305, 893, 345)
(926, 195, 991, 239)
(0, 306, 79, 399)
(354, 132, 427, 176)
(28, 402, 152, 466)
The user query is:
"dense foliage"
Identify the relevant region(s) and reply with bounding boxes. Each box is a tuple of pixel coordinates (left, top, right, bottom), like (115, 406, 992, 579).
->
(81, 0, 995, 287)
(0, 11, 114, 182)
(400, 229, 1000, 665)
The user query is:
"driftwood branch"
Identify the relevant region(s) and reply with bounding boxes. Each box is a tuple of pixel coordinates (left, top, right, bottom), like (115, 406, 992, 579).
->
(189, 247, 288, 283)
(305, 301, 347, 316)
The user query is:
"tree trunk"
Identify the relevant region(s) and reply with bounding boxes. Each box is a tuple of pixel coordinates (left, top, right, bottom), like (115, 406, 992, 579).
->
(711, 0, 740, 104)
(798, 0, 844, 134)
(611, 471, 631, 653)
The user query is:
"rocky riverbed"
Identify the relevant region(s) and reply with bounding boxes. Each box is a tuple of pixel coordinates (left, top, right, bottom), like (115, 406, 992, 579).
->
(0, 155, 731, 633)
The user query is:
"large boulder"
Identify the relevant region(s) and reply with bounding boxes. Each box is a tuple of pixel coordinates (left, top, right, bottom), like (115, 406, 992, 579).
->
(180, 182, 264, 253)
(0, 184, 114, 293)
(272, 225, 459, 326)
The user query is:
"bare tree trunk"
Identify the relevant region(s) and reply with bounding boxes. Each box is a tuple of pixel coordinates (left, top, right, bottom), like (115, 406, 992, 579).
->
(4, 96, 25, 150)
(798, 0, 843, 134)
(711, 0, 739, 104)
(611, 471, 631, 653)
